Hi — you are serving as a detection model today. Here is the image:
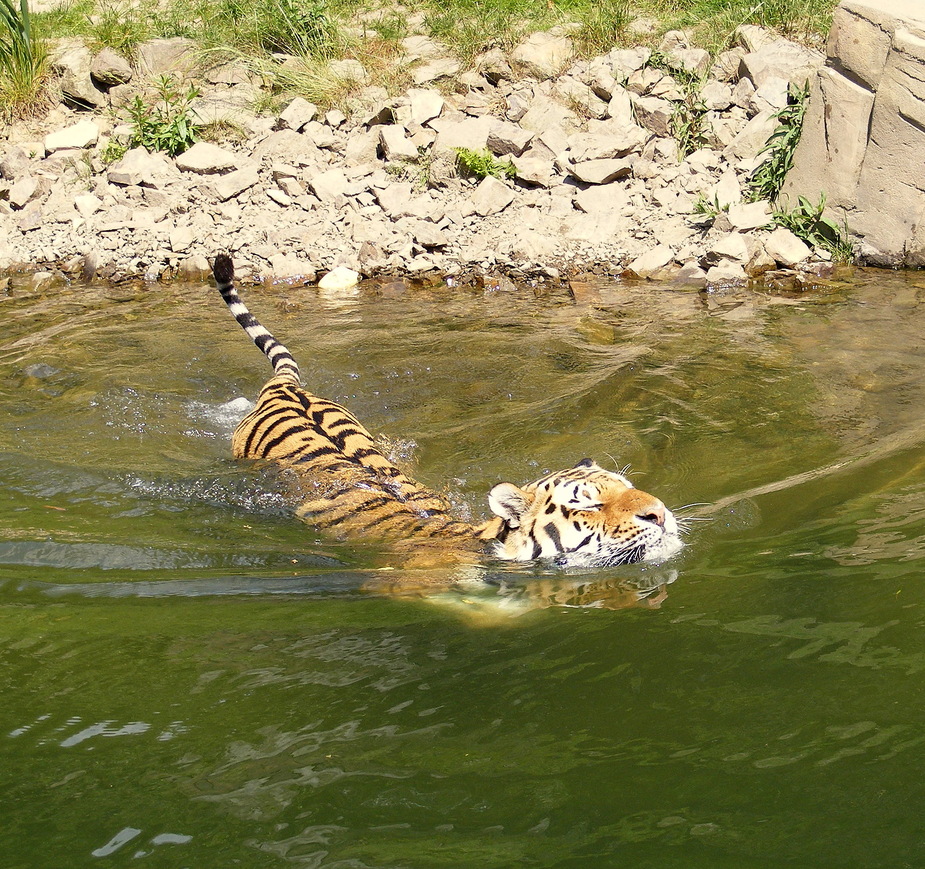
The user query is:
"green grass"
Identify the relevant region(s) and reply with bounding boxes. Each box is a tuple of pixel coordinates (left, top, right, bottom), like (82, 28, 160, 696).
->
(747, 82, 809, 202)
(0, 0, 48, 115)
(11, 0, 839, 117)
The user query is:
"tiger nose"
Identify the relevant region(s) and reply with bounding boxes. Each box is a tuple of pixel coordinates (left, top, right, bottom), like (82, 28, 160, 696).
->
(636, 502, 666, 528)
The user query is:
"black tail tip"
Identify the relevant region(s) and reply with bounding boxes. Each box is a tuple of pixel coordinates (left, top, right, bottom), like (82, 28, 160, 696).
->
(212, 253, 234, 284)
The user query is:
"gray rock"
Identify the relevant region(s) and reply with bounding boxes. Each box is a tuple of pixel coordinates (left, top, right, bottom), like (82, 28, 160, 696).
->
(705, 260, 748, 284)
(9, 175, 50, 209)
(554, 78, 608, 119)
(330, 58, 368, 83)
(379, 125, 418, 162)
(278, 97, 318, 131)
(568, 121, 648, 161)
(764, 226, 811, 266)
(569, 158, 634, 185)
(727, 200, 772, 231)
(413, 57, 461, 85)
(627, 245, 674, 277)
(252, 129, 320, 166)
(487, 120, 533, 156)
(608, 47, 651, 81)
(723, 110, 778, 162)
(107, 148, 176, 187)
(90, 48, 133, 86)
(137, 37, 198, 77)
(780, 0, 925, 265)
(175, 141, 237, 173)
(431, 115, 494, 154)
(408, 88, 444, 124)
(633, 96, 674, 136)
(700, 80, 734, 111)
(45, 120, 99, 153)
(308, 168, 348, 202)
(50, 39, 103, 108)
(1, 145, 32, 180)
(210, 166, 260, 201)
(739, 37, 823, 88)
(471, 176, 514, 216)
(511, 31, 574, 79)
(511, 156, 555, 187)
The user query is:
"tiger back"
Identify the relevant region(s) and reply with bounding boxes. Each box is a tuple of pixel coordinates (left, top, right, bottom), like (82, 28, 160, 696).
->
(214, 254, 476, 544)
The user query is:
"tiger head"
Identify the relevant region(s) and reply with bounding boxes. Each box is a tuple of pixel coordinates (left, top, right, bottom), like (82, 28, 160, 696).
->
(483, 459, 683, 569)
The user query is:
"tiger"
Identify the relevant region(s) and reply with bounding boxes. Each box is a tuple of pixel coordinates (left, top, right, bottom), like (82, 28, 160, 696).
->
(211, 253, 683, 569)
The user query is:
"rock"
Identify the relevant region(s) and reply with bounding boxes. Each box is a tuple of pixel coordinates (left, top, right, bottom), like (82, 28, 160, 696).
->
(705, 260, 748, 284)
(106, 147, 176, 187)
(511, 31, 574, 79)
(739, 37, 823, 88)
(724, 110, 778, 162)
(412, 221, 449, 248)
(574, 183, 630, 214)
(177, 255, 210, 279)
(568, 121, 648, 161)
(487, 120, 533, 156)
(711, 48, 747, 82)
(764, 226, 811, 266)
(90, 48, 133, 86)
(609, 47, 650, 80)
(569, 158, 633, 185)
(210, 166, 260, 201)
(137, 37, 198, 77)
(379, 125, 418, 161)
(554, 78, 608, 119)
(476, 47, 513, 84)
(308, 168, 348, 202)
(8, 175, 50, 209)
(413, 57, 461, 85)
(510, 156, 555, 187)
(518, 93, 581, 134)
(1, 145, 31, 180)
(471, 176, 514, 216)
(633, 96, 673, 136)
(704, 232, 750, 266)
(712, 168, 741, 208)
(278, 97, 318, 131)
(607, 87, 634, 124)
(175, 141, 237, 173)
(50, 39, 103, 108)
(675, 260, 707, 286)
(781, 0, 925, 266)
(431, 115, 494, 154)
(727, 200, 772, 231)
(252, 129, 320, 166)
(169, 224, 195, 251)
(267, 254, 316, 283)
(45, 120, 99, 154)
(73, 193, 102, 217)
(627, 245, 674, 278)
(318, 265, 359, 290)
(408, 88, 444, 124)
(700, 80, 734, 111)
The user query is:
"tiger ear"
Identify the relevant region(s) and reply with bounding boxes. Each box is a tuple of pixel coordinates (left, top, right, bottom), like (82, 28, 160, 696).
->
(550, 481, 603, 511)
(488, 482, 533, 528)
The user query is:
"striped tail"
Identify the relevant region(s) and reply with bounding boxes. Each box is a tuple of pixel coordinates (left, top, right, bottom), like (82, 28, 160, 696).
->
(212, 253, 301, 384)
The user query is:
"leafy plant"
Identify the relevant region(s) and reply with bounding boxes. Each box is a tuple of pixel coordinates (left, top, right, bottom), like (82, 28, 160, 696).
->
(646, 50, 709, 159)
(773, 194, 854, 262)
(746, 82, 809, 203)
(127, 74, 199, 156)
(692, 192, 728, 219)
(0, 0, 48, 114)
(454, 147, 515, 181)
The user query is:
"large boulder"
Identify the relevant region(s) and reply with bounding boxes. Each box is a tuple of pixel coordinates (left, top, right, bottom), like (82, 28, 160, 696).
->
(781, 0, 925, 265)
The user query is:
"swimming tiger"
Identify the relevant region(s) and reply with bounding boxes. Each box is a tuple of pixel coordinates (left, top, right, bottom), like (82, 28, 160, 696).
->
(212, 253, 683, 569)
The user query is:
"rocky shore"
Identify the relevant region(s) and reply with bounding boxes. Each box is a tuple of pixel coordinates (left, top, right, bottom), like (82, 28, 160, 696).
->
(0, 24, 838, 288)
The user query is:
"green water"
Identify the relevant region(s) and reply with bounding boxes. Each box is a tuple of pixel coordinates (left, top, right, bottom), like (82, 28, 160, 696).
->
(3, 271, 925, 867)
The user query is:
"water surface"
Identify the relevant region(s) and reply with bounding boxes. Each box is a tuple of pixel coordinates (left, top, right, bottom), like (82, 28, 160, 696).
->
(2, 270, 925, 867)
